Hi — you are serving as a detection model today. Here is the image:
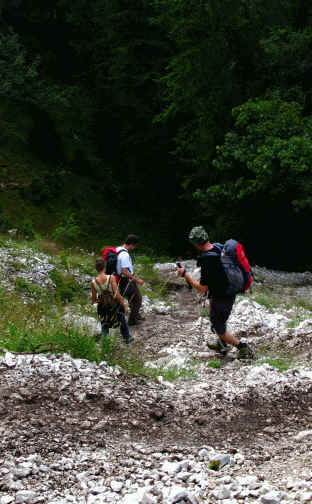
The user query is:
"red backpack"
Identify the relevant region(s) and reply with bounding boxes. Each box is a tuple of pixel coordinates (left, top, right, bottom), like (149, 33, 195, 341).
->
(102, 246, 127, 281)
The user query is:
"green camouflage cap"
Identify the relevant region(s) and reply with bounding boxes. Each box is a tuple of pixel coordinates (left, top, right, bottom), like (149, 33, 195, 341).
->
(188, 226, 209, 245)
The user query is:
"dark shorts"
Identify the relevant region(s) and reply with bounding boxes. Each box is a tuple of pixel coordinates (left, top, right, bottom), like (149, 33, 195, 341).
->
(97, 302, 122, 329)
(209, 296, 235, 336)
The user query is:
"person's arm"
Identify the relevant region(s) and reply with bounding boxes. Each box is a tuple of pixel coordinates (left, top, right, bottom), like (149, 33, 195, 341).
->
(121, 267, 144, 286)
(110, 275, 128, 314)
(177, 267, 208, 294)
(91, 282, 97, 303)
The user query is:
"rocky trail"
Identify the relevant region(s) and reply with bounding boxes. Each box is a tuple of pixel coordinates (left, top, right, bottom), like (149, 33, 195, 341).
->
(0, 252, 312, 503)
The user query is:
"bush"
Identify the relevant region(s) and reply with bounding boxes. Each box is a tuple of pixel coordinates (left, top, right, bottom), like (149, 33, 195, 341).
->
(0, 212, 12, 232)
(19, 218, 35, 240)
(50, 269, 84, 303)
(15, 276, 41, 297)
(52, 213, 81, 243)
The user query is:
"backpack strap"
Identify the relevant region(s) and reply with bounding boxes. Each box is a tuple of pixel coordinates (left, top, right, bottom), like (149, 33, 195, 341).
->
(117, 248, 128, 256)
(92, 278, 101, 295)
(104, 275, 111, 289)
(212, 243, 223, 253)
(199, 243, 223, 261)
(93, 276, 113, 295)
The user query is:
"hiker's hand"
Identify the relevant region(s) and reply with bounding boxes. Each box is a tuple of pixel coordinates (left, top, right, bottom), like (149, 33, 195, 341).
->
(124, 306, 129, 315)
(177, 267, 186, 278)
(136, 278, 144, 286)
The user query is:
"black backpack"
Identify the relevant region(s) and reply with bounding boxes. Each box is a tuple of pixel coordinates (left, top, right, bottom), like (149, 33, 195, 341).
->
(214, 240, 253, 295)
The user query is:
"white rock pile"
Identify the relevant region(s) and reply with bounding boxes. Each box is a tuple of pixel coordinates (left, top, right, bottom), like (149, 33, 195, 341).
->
(1, 351, 312, 503)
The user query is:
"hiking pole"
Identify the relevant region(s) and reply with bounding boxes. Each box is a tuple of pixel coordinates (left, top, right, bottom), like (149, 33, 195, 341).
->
(109, 276, 133, 326)
(196, 293, 208, 346)
(177, 262, 206, 345)
(177, 262, 192, 290)
(113, 276, 135, 325)
(177, 263, 206, 345)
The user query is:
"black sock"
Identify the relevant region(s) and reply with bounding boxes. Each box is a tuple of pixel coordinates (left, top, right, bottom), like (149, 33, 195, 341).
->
(237, 342, 247, 349)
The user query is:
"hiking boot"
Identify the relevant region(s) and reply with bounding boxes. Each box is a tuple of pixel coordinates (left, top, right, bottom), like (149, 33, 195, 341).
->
(237, 344, 254, 360)
(207, 338, 229, 356)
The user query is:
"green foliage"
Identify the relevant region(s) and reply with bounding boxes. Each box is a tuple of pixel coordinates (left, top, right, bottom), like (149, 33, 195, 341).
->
(50, 269, 84, 303)
(18, 218, 35, 240)
(15, 276, 29, 291)
(208, 357, 221, 369)
(100, 333, 119, 362)
(200, 306, 210, 318)
(137, 256, 170, 300)
(260, 27, 312, 93)
(2, 0, 312, 268)
(261, 356, 293, 372)
(154, 0, 291, 186)
(193, 91, 312, 268)
(209, 460, 220, 471)
(59, 252, 70, 271)
(0, 212, 12, 232)
(59, 251, 95, 275)
(150, 363, 197, 382)
(8, 259, 27, 271)
(252, 291, 281, 311)
(66, 329, 99, 361)
(52, 213, 82, 244)
(15, 276, 41, 297)
(196, 94, 312, 210)
(0, 30, 39, 102)
(23, 172, 63, 205)
(286, 302, 312, 327)
(293, 298, 312, 312)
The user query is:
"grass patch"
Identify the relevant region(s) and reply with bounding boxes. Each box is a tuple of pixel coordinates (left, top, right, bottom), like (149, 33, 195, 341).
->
(261, 356, 293, 372)
(154, 364, 197, 381)
(136, 256, 171, 301)
(257, 343, 294, 371)
(208, 357, 221, 369)
(7, 259, 27, 270)
(292, 298, 312, 312)
(252, 292, 281, 311)
(15, 276, 42, 297)
(113, 350, 198, 381)
(209, 460, 220, 471)
(200, 306, 210, 318)
(50, 269, 85, 304)
(0, 287, 197, 381)
(59, 250, 95, 276)
(286, 304, 312, 328)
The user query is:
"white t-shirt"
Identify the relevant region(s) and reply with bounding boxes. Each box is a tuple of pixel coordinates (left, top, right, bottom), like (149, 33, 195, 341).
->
(116, 246, 133, 275)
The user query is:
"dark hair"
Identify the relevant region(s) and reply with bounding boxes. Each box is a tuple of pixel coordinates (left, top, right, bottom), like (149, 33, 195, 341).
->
(125, 234, 138, 245)
(95, 258, 106, 272)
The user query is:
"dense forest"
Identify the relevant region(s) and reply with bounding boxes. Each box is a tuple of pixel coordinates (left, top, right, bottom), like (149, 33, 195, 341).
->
(0, 0, 312, 270)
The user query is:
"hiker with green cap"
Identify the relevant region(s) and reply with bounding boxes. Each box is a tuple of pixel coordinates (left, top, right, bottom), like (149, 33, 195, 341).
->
(177, 226, 254, 359)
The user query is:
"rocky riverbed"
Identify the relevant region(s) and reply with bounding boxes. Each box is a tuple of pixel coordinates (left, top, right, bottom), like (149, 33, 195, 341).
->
(0, 246, 312, 503)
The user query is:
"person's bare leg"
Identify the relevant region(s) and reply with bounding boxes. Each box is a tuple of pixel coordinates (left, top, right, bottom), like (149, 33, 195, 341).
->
(219, 332, 240, 347)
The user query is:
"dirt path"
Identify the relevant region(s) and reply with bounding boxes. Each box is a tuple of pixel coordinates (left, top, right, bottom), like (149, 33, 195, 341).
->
(1, 282, 312, 502)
